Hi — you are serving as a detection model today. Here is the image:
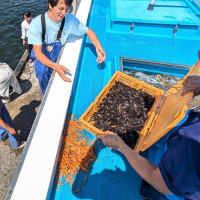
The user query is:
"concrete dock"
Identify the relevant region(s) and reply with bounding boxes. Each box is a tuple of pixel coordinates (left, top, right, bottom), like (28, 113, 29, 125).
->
(0, 63, 42, 200)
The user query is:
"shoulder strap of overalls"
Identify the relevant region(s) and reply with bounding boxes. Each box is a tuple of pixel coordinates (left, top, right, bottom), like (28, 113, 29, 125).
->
(41, 14, 46, 44)
(41, 14, 65, 43)
(56, 17, 65, 41)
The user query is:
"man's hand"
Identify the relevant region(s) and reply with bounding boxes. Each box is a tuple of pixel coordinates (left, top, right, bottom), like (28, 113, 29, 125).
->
(86, 29, 106, 64)
(33, 45, 71, 82)
(182, 75, 200, 97)
(0, 118, 16, 134)
(7, 127, 16, 134)
(55, 64, 72, 82)
(22, 39, 26, 46)
(96, 46, 106, 63)
(100, 131, 125, 150)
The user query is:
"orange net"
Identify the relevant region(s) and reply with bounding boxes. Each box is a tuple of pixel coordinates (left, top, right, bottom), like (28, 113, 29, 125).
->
(57, 120, 96, 185)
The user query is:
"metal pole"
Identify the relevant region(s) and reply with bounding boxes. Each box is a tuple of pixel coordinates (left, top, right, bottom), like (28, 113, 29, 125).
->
(147, 0, 156, 10)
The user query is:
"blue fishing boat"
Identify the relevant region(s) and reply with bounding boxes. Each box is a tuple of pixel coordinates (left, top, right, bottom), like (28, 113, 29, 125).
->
(6, 0, 200, 199)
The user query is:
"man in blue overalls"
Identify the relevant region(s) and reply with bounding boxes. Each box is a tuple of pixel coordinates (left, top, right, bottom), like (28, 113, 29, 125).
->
(100, 75, 200, 200)
(28, 0, 106, 94)
(0, 98, 21, 149)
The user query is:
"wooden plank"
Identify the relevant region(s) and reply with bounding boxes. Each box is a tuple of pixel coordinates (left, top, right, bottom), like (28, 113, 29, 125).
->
(14, 49, 29, 78)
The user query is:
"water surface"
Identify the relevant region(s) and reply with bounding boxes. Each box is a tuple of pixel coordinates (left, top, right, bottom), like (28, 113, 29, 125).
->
(0, 0, 47, 69)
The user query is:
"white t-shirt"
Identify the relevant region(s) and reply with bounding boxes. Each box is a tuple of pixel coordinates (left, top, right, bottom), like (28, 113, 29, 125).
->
(21, 20, 30, 39)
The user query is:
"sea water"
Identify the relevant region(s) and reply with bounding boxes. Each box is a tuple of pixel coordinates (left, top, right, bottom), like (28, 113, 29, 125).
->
(0, 0, 47, 69)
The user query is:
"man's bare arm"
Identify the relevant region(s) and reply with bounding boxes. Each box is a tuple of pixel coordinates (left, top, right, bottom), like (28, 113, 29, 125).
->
(101, 133, 172, 194)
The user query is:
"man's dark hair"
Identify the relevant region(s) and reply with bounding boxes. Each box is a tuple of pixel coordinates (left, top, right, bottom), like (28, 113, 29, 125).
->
(23, 11, 31, 18)
(48, 0, 73, 8)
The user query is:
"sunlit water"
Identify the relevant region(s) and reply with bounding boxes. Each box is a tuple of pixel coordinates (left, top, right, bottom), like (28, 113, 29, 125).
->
(0, 0, 47, 69)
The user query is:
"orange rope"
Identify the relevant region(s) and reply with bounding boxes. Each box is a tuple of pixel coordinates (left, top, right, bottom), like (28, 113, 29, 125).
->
(57, 120, 96, 185)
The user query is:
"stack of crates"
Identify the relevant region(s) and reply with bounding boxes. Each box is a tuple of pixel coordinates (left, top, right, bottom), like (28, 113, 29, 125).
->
(80, 61, 200, 152)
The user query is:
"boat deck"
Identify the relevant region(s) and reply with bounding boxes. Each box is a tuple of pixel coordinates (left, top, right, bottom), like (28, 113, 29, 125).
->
(6, 0, 200, 199)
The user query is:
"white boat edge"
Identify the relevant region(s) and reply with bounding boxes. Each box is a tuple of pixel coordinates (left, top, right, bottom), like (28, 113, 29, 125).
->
(7, 1, 92, 199)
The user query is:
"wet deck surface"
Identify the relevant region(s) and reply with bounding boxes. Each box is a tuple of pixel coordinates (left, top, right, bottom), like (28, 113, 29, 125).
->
(0, 63, 42, 200)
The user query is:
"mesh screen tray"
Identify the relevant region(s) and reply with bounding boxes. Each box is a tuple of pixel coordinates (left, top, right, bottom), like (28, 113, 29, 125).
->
(80, 61, 200, 152)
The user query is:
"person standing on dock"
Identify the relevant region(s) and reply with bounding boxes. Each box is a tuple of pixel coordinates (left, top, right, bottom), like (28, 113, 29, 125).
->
(21, 10, 33, 63)
(28, 0, 106, 94)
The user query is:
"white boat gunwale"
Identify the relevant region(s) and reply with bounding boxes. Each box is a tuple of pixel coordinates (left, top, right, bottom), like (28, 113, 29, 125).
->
(6, 0, 91, 199)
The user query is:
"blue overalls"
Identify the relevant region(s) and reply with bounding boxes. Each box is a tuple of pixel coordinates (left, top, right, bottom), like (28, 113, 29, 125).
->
(0, 100, 20, 148)
(31, 14, 65, 94)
